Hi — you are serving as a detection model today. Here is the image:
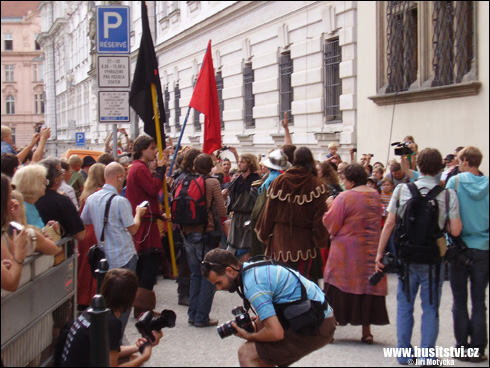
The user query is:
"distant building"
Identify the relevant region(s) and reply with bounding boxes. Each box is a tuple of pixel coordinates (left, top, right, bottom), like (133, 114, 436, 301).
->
(1, 1, 44, 149)
(36, 2, 488, 170)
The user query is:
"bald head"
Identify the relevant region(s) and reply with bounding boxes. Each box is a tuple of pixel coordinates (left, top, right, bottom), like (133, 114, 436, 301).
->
(105, 162, 125, 189)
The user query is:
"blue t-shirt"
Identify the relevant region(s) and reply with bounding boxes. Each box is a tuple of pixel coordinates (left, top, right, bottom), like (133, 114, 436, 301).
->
(1, 141, 15, 156)
(242, 262, 333, 322)
(446, 172, 489, 250)
(25, 202, 46, 229)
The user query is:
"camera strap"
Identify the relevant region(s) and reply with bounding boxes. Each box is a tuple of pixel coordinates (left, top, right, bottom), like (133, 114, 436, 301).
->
(235, 256, 309, 314)
(99, 194, 117, 247)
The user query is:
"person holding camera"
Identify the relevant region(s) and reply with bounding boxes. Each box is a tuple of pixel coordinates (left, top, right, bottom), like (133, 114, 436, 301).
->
(60, 268, 162, 367)
(375, 148, 462, 365)
(81, 162, 147, 334)
(445, 146, 489, 362)
(126, 135, 167, 318)
(202, 248, 336, 367)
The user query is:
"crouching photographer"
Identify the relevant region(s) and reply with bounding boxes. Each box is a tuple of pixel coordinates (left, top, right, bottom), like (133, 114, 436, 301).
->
(60, 269, 163, 367)
(202, 249, 336, 367)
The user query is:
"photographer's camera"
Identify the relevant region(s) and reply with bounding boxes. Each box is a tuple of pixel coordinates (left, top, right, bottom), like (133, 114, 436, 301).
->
(217, 306, 254, 339)
(136, 309, 176, 353)
(369, 253, 400, 285)
(391, 142, 412, 156)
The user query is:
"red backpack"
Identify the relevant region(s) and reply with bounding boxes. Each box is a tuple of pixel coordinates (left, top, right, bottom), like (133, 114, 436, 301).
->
(171, 174, 208, 226)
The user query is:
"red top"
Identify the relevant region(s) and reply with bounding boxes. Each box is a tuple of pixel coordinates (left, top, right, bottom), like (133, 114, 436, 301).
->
(125, 159, 163, 252)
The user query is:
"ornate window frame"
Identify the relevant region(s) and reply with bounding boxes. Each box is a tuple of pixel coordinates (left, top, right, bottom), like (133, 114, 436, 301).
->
(370, 1, 480, 106)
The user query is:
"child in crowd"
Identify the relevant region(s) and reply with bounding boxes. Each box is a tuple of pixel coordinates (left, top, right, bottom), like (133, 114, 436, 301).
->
(372, 166, 384, 187)
(367, 177, 381, 194)
(379, 177, 394, 228)
(325, 142, 342, 165)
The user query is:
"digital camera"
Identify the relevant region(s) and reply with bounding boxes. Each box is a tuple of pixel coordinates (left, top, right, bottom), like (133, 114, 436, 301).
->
(391, 141, 413, 156)
(446, 235, 473, 267)
(368, 252, 401, 285)
(217, 306, 254, 339)
(136, 309, 176, 352)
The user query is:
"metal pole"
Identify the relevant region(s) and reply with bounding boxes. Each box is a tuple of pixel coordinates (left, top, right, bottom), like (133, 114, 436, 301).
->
(95, 259, 109, 293)
(167, 106, 191, 177)
(89, 295, 110, 367)
(112, 124, 118, 157)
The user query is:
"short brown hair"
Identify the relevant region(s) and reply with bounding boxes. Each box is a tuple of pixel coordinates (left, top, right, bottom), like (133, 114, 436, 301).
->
(202, 249, 240, 278)
(181, 148, 202, 173)
(417, 148, 443, 176)
(457, 146, 482, 168)
(101, 268, 139, 312)
(343, 163, 368, 187)
(194, 153, 214, 175)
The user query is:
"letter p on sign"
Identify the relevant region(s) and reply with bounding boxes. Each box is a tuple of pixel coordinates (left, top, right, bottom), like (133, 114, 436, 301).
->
(104, 12, 122, 38)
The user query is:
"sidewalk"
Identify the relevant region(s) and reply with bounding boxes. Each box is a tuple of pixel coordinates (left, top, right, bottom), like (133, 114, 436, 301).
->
(124, 273, 488, 367)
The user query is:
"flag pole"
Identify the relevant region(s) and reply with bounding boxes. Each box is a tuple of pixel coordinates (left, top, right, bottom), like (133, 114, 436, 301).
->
(167, 106, 191, 177)
(151, 83, 178, 277)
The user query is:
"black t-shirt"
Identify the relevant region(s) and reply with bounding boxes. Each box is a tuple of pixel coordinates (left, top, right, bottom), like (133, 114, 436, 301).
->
(61, 310, 121, 367)
(35, 189, 85, 236)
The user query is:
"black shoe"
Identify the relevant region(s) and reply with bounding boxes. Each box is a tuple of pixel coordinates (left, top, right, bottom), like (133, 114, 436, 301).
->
(194, 319, 218, 327)
(178, 295, 190, 306)
(469, 353, 488, 363)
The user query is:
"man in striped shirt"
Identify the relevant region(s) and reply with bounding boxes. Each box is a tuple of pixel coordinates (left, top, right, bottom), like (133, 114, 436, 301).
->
(202, 249, 336, 367)
(81, 162, 146, 335)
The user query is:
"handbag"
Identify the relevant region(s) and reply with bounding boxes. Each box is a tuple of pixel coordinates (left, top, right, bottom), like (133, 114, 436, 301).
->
(88, 194, 116, 276)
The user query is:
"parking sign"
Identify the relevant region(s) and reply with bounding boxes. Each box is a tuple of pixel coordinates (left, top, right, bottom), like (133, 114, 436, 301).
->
(75, 132, 85, 146)
(96, 6, 130, 54)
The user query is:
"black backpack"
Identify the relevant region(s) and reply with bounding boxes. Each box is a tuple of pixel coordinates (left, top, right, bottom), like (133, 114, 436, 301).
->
(393, 183, 444, 304)
(394, 183, 444, 264)
(171, 174, 208, 226)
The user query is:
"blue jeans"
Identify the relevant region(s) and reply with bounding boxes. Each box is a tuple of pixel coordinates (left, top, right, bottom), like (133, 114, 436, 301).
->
(184, 233, 216, 325)
(396, 263, 444, 364)
(449, 249, 489, 356)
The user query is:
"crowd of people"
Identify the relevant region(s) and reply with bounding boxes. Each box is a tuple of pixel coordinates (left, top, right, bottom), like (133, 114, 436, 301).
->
(1, 122, 488, 366)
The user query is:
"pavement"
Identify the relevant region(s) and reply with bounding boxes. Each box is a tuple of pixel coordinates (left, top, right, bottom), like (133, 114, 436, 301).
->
(124, 273, 489, 367)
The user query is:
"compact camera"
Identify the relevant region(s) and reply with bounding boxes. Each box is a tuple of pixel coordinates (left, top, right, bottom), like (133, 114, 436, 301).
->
(221, 145, 230, 151)
(135, 309, 176, 353)
(368, 252, 401, 285)
(137, 200, 149, 208)
(217, 306, 254, 339)
(392, 142, 413, 156)
(446, 235, 473, 267)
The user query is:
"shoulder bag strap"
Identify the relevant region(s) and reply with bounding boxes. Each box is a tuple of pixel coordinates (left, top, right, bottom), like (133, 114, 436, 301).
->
(100, 194, 117, 245)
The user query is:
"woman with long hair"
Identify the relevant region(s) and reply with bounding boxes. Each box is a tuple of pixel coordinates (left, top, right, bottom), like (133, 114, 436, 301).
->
(77, 163, 106, 311)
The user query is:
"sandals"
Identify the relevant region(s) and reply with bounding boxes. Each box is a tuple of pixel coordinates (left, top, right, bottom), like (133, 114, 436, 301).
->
(361, 334, 374, 344)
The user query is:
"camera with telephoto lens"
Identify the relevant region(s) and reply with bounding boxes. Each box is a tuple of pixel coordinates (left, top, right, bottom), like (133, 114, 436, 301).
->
(445, 235, 473, 267)
(368, 252, 401, 285)
(135, 309, 176, 353)
(392, 141, 413, 156)
(217, 306, 254, 339)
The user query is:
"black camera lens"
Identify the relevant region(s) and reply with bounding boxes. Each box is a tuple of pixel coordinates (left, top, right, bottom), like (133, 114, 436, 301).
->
(217, 320, 237, 339)
(368, 270, 386, 285)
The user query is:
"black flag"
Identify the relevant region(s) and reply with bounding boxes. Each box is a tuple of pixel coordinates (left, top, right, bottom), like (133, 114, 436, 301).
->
(129, 1, 165, 148)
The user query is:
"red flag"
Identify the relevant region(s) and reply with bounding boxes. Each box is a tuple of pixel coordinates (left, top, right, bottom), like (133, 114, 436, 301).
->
(189, 40, 221, 154)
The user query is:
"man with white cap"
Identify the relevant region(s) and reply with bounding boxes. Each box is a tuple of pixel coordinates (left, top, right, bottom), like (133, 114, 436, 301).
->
(250, 149, 291, 257)
(255, 147, 329, 281)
